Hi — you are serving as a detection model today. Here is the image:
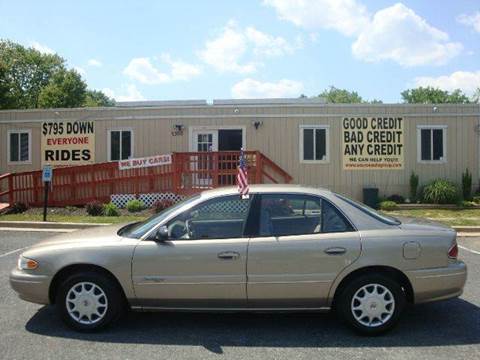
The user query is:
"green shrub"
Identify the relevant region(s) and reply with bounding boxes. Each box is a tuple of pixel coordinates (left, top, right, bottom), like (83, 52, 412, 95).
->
(103, 202, 120, 216)
(473, 195, 480, 204)
(462, 168, 472, 200)
(86, 201, 103, 216)
(6, 202, 28, 214)
(379, 200, 398, 211)
(126, 199, 145, 213)
(422, 179, 460, 204)
(387, 194, 405, 204)
(459, 200, 476, 208)
(410, 171, 419, 202)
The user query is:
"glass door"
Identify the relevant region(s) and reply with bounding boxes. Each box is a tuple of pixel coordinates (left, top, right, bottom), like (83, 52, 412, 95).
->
(192, 130, 218, 187)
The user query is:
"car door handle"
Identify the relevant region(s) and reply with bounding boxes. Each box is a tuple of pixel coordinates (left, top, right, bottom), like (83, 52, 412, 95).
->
(217, 251, 240, 260)
(324, 247, 347, 255)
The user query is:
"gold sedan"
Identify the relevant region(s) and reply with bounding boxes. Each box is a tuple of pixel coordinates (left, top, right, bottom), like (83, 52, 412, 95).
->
(10, 185, 466, 335)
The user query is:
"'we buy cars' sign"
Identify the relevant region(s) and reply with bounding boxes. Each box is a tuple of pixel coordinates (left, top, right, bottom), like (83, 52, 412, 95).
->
(41, 121, 95, 167)
(118, 154, 172, 170)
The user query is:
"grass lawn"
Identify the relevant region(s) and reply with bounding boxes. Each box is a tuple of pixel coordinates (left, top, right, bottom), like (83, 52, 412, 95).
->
(384, 209, 480, 226)
(0, 213, 148, 224)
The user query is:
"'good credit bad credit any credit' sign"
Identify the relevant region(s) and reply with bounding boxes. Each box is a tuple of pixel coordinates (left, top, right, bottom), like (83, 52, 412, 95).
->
(119, 154, 172, 170)
(342, 117, 404, 170)
(41, 121, 95, 166)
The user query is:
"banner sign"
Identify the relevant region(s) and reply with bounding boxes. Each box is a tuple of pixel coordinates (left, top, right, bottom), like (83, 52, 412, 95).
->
(342, 117, 404, 170)
(119, 154, 172, 170)
(41, 121, 95, 167)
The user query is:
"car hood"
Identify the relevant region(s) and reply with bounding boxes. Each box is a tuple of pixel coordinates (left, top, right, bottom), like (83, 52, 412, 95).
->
(28, 223, 128, 249)
(396, 216, 454, 232)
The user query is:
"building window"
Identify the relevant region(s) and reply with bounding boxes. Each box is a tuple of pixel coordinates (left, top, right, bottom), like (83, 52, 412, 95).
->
(417, 126, 447, 163)
(109, 129, 133, 161)
(8, 130, 31, 164)
(300, 125, 329, 163)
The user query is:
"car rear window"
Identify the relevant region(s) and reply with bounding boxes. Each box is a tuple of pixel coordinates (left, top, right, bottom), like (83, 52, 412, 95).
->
(334, 193, 401, 225)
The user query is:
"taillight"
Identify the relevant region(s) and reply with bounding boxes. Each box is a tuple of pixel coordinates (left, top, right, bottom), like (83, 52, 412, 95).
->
(448, 242, 458, 259)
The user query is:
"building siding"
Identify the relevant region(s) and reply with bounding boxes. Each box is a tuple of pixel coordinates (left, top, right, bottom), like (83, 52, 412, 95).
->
(0, 102, 478, 200)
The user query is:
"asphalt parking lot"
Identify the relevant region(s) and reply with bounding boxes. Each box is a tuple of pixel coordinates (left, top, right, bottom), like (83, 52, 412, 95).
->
(0, 230, 479, 360)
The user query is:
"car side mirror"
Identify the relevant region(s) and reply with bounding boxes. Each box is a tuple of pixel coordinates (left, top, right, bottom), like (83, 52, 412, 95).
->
(155, 225, 169, 242)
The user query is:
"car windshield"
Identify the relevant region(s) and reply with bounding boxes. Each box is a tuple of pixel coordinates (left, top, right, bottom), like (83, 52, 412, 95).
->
(118, 194, 201, 239)
(334, 193, 401, 225)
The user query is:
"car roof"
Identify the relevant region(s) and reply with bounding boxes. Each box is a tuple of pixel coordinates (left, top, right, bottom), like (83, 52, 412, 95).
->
(200, 184, 333, 198)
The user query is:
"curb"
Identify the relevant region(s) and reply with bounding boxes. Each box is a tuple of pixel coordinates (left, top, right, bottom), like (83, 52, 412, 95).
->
(0, 221, 111, 229)
(452, 226, 480, 233)
(396, 204, 480, 210)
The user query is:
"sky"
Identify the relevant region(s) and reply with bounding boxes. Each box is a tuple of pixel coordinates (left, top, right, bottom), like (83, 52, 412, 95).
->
(0, 0, 479, 103)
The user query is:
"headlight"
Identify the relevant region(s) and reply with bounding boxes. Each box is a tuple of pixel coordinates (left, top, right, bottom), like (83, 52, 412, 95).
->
(17, 256, 38, 270)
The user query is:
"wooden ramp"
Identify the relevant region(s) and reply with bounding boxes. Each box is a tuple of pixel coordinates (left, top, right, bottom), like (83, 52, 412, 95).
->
(0, 151, 293, 207)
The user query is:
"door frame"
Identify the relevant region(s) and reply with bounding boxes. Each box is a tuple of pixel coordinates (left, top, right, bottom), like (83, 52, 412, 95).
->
(188, 125, 247, 152)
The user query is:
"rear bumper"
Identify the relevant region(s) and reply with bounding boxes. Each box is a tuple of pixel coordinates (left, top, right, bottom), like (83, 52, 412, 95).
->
(9, 268, 51, 305)
(406, 261, 467, 304)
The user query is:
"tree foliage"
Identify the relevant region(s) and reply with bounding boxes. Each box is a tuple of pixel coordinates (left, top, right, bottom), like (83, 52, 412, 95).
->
(316, 86, 382, 104)
(0, 39, 114, 109)
(473, 88, 480, 104)
(319, 86, 364, 103)
(401, 86, 470, 104)
(38, 69, 87, 108)
(84, 89, 116, 107)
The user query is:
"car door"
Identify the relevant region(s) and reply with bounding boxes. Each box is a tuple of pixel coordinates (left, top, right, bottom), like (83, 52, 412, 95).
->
(132, 195, 251, 309)
(247, 193, 361, 308)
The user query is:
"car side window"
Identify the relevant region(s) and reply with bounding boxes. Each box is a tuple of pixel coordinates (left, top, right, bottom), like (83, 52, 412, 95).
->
(259, 194, 322, 236)
(259, 194, 353, 236)
(166, 195, 251, 240)
(322, 200, 353, 233)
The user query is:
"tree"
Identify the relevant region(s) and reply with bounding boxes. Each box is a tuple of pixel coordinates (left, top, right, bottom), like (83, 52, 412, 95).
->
(319, 86, 364, 103)
(0, 40, 65, 108)
(84, 89, 115, 107)
(38, 69, 87, 108)
(0, 39, 114, 109)
(473, 88, 480, 104)
(401, 86, 470, 104)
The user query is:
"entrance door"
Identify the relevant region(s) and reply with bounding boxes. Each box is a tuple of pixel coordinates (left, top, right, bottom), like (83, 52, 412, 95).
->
(192, 130, 218, 187)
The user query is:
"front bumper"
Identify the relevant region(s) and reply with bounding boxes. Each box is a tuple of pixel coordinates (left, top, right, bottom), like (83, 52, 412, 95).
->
(406, 260, 467, 304)
(9, 268, 51, 305)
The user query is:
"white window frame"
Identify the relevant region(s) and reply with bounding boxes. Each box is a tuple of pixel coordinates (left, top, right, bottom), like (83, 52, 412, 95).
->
(299, 125, 330, 164)
(7, 129, 32, 165)
(107, 128, 134, 161)
(416, 125, 447, 164)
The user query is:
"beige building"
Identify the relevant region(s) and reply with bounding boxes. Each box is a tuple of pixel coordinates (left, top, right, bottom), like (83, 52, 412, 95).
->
(1, 99, 479, 200)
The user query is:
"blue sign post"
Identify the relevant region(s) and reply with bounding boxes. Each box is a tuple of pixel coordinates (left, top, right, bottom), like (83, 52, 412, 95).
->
(42, 166, 53, 222)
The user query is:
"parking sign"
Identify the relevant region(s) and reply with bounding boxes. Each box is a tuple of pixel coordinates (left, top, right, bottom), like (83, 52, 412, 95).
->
(42, 165, 53, 183)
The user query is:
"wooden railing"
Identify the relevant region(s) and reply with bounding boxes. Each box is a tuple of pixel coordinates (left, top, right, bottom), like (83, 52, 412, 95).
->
(0, 151, 292, 207)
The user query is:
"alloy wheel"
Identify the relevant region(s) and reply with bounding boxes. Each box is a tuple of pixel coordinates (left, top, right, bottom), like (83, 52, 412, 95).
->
(351, 283, 395, 328)
(65, 282, 108, 325)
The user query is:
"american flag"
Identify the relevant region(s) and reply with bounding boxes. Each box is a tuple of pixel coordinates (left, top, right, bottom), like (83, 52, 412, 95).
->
(237, 148, 249, 197)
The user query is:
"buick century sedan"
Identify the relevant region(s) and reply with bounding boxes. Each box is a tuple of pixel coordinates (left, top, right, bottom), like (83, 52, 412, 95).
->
(10, 185, 467, 335)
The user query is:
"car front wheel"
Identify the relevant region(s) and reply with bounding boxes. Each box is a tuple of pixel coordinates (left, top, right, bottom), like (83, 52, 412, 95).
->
(337, 274, 406, 335)
(55, 271, 123, 331)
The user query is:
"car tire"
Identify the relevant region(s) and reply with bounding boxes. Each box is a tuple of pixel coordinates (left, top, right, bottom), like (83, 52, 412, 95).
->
(55, 271, 124, 331)
(337, 274, 406, 336)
